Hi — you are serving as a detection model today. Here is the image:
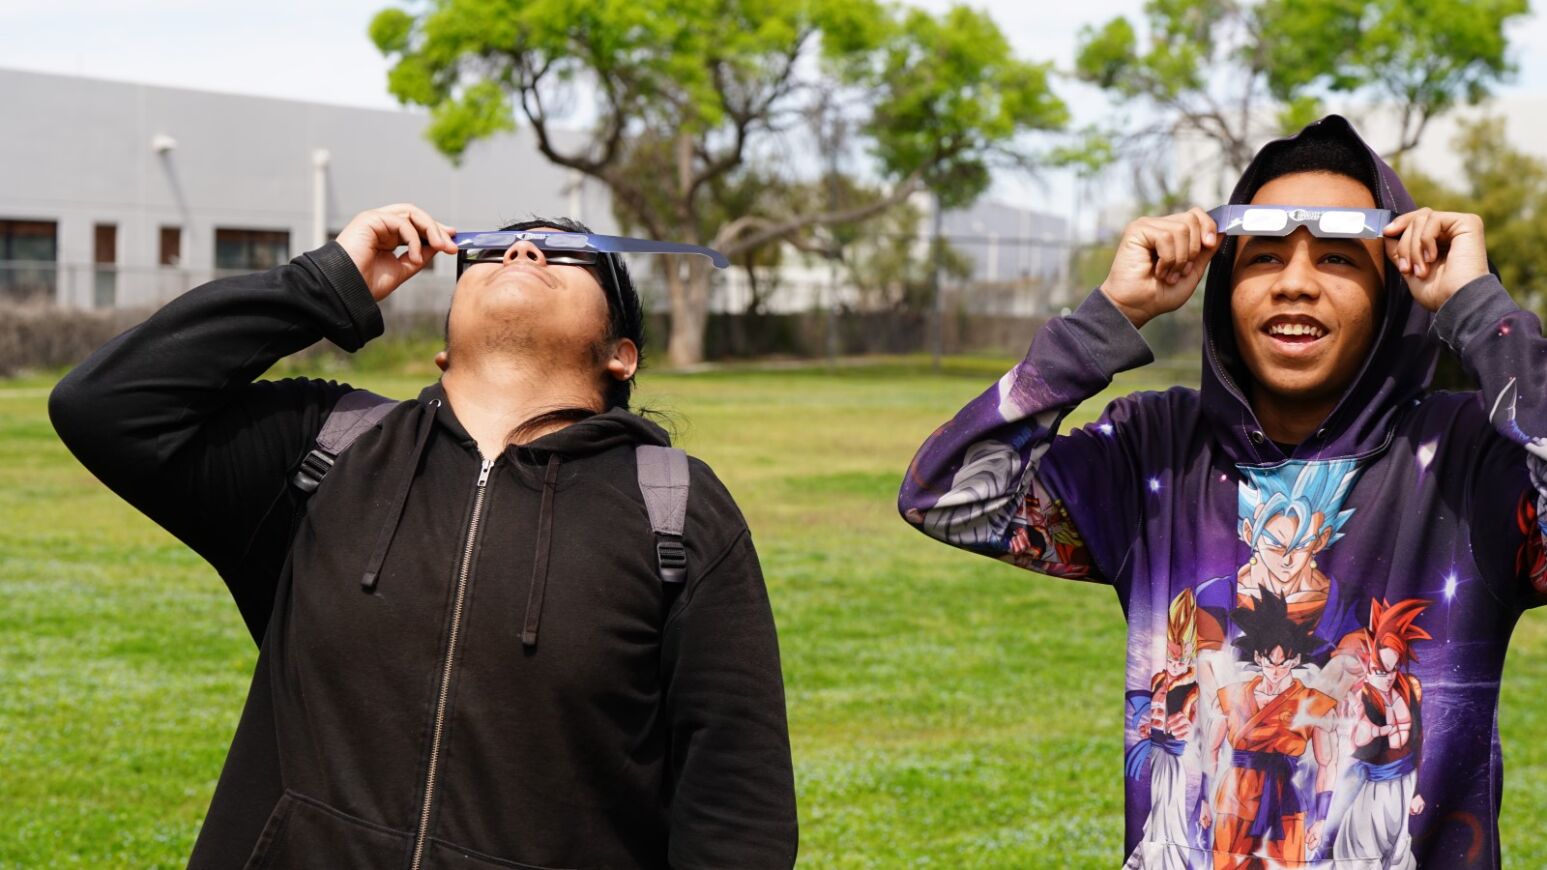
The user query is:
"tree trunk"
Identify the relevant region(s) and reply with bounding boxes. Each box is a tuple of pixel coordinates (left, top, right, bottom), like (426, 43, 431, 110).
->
(665, 255, 712, 367)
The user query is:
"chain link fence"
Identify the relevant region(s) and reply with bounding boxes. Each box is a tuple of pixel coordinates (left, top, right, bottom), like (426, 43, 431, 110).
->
(0, 237, 1211, 376)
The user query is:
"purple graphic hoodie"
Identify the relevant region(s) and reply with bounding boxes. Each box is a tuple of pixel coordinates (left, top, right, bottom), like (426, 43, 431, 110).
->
(898, 116, 1547, 869)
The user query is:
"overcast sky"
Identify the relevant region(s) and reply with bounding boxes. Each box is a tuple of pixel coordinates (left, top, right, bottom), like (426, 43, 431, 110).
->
(5, 0, 1546, 229)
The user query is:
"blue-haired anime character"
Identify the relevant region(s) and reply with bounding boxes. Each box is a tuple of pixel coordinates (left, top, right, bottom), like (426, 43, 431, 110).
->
(1196, 459, 1364, 667)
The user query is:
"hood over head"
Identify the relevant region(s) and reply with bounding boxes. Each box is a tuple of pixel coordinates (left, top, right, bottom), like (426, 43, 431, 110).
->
(1200, 114, 1438, 465)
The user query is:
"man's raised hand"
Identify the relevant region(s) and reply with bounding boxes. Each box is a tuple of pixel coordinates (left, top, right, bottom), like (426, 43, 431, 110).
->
(1100, 208, 1222, 329)
(336, 204, 459, 302)
(1382, 208, 1489, 312)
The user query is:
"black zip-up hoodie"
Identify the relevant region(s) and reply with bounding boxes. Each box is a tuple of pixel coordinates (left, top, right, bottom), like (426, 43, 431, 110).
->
(49, 242, 799, 869)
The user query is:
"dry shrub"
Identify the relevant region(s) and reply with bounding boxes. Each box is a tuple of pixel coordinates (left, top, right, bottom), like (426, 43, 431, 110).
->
(0, 305, 149, 377)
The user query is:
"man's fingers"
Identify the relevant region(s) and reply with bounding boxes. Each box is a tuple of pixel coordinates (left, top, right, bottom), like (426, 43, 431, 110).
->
(1152, 224, 1177, 280)
(378, 203, 456, 254)
(391, 215, 423, 265)
(1406, 210, 1431, 277)
(1177, 219, 1198, 267)
(405, 205, 456, 254)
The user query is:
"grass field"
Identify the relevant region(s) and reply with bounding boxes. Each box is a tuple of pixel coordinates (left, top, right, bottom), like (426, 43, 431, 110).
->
(4, 353, 1547, 867)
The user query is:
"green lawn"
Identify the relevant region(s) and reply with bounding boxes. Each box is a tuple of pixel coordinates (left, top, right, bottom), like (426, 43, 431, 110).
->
(3, 355, 1546, 867)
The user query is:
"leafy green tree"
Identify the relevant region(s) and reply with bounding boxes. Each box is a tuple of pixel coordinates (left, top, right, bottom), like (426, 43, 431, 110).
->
(1401, 116, 1547, 310)
(371, 0, 1067, 365)
(1075, 0, 1527, 178)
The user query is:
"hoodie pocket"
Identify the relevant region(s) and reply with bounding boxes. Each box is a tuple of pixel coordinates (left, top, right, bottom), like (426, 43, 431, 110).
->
(242, 790, 413, 870)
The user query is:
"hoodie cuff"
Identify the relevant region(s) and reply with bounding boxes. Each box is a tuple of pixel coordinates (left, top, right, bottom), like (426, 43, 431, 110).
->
(1432, 274, 1518, 357)
(1066, 288, 1156, 376)
(302, 241, 385, 351)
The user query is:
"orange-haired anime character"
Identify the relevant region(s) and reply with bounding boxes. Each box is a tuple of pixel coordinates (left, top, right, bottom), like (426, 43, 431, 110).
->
(1331, 598, 1431, 867)
(1127, 589, 1204, 869)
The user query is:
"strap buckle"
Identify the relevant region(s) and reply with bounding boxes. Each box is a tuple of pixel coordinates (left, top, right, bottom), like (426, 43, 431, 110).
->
(291, 448, 336, 494)
(656, 536, 687, 584)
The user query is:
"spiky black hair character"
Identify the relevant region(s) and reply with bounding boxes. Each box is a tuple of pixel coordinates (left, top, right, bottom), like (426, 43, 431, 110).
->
(1231, 590, 1323, 662)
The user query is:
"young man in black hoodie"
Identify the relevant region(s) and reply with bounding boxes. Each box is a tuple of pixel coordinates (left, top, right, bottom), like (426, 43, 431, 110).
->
(50, 204, 798, 869)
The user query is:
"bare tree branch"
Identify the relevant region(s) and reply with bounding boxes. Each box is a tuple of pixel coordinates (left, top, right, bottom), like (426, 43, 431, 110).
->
(716, 168, 927, 257)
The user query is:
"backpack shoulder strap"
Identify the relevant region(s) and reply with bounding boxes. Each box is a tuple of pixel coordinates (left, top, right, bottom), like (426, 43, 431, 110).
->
(635, 444, 690, 584)
(292, 390, 399, 494)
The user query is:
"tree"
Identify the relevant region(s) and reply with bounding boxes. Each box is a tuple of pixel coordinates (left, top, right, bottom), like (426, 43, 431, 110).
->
(1401, 116, 1547, 312)
(1074, 0, 1527, 182)
(371, 0, 1068, 365)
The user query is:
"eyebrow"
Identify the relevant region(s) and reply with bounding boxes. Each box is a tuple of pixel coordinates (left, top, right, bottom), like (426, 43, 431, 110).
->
(1240, 235, 1372, 260)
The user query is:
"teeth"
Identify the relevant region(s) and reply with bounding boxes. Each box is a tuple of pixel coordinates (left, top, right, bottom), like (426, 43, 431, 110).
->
(1268, 322, 1325, 338)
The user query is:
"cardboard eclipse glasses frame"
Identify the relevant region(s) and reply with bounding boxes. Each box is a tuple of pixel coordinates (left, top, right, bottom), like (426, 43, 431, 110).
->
(1207, 205, 1395, 240)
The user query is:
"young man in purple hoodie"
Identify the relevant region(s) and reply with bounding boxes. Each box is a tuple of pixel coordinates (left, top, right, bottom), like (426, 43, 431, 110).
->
(899, 115, 1542, 868)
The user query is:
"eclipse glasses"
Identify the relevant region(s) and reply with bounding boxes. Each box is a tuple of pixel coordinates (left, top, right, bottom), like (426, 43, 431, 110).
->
(1207, 205, 1394, 240)
(453, 230, 730, 277)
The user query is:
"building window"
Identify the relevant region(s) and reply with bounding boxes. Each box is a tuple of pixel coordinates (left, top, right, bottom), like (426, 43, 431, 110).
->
(0, 219, 58, 303)
(215, 228, 289, 271)
(94, 223, 117, 308)
(159, 226, 182, 266)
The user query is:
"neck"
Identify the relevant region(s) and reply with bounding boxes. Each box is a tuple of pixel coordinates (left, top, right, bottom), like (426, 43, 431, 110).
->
(441, 356, 602, 459)
(1251, 391, 1336, 446)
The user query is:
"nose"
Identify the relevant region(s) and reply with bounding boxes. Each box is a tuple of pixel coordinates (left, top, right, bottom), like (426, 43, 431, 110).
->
(1270, 231, 1321, 302)
(504, 240, 548, 267)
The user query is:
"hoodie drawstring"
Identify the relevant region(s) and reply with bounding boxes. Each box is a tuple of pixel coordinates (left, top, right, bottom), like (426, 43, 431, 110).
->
(360, 400, 438, 592)
(521, 453, 562, 647)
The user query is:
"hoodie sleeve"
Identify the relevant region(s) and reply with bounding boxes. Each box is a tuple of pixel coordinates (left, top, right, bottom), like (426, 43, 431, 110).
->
(660, 497, 797, 868)
(1433, 274, 1547, 606)
(897, 288, 1155, 583)
(48, 242, 384, 639)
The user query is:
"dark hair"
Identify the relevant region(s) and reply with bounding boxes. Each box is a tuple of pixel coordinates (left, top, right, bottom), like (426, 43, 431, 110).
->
(1231, 590, 1323, 661)
(1249, 127, 1379, 202)
(447, 216, 646, 432)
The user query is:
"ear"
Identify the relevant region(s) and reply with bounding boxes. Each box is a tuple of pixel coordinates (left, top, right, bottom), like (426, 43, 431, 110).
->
(1241, 519, 1254, 545)
(434, 350, 449, 372)
(606, 338, 639, 382)
(1312, 518, 1333, 553)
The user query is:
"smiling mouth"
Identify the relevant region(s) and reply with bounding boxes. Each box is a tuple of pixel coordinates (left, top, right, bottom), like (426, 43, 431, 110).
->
(1262, 315, 1328, 347)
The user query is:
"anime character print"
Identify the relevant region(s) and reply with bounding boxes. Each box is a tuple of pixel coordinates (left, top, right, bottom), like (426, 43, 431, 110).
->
(1124, 589, 1206, 869)
(1005, 474, 1090, 573)
(1201, 591, 1337, 869)
(1197, 460, 1364, 669)
(1329, 598, 1431, 868)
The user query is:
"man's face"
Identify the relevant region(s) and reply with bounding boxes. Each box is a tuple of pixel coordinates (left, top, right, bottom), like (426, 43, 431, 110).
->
(1366, 646, 1400, 693)
(444, 229, 616, 370)
(1164, 641, 1192, 677)
(1254, 645, 1300, 683)
(1230, 172, 1386, 410)
(1252, 511, 1321, 583)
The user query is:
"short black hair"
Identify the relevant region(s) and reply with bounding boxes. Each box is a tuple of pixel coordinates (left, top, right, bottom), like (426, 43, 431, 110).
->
(1231, 590, 1323, 661)
(1249, 126, 1380, 203)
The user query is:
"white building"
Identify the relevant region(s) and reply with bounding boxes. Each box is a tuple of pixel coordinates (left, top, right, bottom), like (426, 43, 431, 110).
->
(0, 66, 611, 314)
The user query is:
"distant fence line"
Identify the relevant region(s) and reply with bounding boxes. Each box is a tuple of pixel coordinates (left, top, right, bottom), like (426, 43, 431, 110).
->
(0, 246, 1215, 376)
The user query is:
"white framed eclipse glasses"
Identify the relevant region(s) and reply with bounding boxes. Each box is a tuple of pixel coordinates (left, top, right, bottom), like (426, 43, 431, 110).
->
(1207, 205, 1394, 239)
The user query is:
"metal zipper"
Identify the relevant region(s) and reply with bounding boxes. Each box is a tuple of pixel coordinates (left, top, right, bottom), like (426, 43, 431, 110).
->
(409, 457, 494, 870)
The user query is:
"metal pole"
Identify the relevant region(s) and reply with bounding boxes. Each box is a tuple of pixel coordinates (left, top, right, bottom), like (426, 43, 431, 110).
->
(311, 149, 331, 249)
(825, 122, 841, 367)
(930, 191, 944, 370)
